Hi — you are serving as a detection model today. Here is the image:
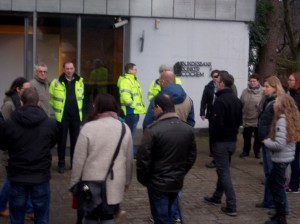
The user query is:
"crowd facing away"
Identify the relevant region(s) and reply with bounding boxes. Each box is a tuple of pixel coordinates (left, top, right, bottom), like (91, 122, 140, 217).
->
(0, 61, 299, 224)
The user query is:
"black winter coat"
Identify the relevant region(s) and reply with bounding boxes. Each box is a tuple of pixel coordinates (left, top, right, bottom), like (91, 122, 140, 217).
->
(257, 96, 275, 142)
(0, 105, 58, 184)
(211, 88, 242, 142)
(136, 112, 197, 192)
(200, 81, 215, 119)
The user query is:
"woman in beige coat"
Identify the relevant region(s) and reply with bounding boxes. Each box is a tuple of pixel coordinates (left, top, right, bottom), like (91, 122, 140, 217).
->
(70, 93, 133, 224)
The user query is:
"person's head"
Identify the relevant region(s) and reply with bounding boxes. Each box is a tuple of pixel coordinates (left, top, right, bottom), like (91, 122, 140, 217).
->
(89, 93, 119, 121)
(20, 88, 39, 106)
(63, 62, 75, 79)
(269, 93, 300, 142)
(153, 93, 175, 116)
(158, 64, 172, 74)
(248, 73, 260, 88)
(34, 63, 48, 80)
(263, 76, 285, 97)
(210, 70, 220, 84)
(288, 72, 300, 93)
(217, 70, 234, 90)
(159, 70, 175, 88)
(5, 77, 30, 97)
(124, 63, 137, 76)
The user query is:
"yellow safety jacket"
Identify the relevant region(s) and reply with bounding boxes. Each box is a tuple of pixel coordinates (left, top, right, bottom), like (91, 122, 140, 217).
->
(147, 77, 182, 101)
(49, 74, 84, 122)
(117, 73, 146, 115)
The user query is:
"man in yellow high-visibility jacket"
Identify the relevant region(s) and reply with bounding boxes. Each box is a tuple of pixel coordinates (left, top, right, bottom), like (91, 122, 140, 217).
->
(49, 62, 84, 174)
(117, 63, 146, 155)
(147, 64, 182, 101)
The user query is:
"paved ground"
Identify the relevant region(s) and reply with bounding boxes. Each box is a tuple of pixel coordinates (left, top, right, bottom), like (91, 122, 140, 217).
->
(1, 131, 300, 224)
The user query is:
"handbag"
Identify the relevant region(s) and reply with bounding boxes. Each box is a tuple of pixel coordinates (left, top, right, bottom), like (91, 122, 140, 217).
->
(71, 122, 126, 216)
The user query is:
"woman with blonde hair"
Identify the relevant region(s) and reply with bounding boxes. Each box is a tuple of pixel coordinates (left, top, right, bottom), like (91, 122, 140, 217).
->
(263, 94, 300, 224)
(256, 76, 286, 210)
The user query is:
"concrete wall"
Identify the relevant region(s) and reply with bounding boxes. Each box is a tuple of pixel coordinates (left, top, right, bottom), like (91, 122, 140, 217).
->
(0, 0, 256, 22)
(129, 17, 249, 128)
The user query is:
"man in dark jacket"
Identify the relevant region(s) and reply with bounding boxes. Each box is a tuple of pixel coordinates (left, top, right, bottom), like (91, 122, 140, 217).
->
(0, 88, 57, 224)
(137, 93, 197, 224)
(203, 71, 242, 217)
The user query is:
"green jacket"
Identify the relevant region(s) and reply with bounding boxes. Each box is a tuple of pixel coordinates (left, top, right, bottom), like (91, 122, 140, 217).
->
(117, 73, 146, 115)
(49, 74, 84, 122)
(147, 77, 182, 101)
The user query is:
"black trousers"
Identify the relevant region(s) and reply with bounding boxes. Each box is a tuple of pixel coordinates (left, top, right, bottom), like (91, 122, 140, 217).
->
(242, 127, 260, 155)
(57, 119, 81, 168)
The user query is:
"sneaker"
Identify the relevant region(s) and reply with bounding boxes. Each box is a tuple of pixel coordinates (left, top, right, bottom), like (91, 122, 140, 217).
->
(268, 209, 289, 216)
(286, 188, 299, 193)
(149, 214, 154, 222)
(0, 209, 9, 217)
(205, 161, 216, 168)
(204, 196, 221, 205)
(221, 207, 237, 216)
(174, 218, 181, 223)
(255, 202, 275, 209)
(239, 152, 249, 158)
(255, 153, 261, 159)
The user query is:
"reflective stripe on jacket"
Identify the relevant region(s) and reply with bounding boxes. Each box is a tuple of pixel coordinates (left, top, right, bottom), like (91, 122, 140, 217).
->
(49, 75, 84, 122)
(117, 73, 146, 116)
(147, 77, 182, 102)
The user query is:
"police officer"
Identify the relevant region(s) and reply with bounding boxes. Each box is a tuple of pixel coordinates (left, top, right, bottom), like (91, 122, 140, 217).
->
(117, 63, 146, 156)
(49, 62, 84, 173)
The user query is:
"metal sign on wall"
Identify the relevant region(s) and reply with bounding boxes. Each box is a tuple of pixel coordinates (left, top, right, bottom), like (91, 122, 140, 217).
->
(174, 61, 212, 77)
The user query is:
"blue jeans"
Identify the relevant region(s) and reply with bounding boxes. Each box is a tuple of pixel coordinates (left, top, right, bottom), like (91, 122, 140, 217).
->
(269, 162, 289, 221)
(212, 141, 236, 210)
(0, 178, 33, 213)
(171, 191, 182, 220)
(125, 114, 139, 156)
(261, 145, 289, 211)
(9, 181, 50, 224)
(147, 187, 178, 224)
(262, 145, 274, 207)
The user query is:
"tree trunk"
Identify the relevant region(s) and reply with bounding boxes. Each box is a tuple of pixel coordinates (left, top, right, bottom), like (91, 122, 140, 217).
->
(255, 0, 281, 78)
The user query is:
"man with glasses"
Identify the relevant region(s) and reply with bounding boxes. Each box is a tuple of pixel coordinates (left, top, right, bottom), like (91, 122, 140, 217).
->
(30, 63, 51, 116)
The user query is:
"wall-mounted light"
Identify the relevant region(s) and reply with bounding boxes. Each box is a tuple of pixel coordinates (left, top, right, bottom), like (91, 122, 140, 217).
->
(155, 19, 160, 29)
(113, 17, 128, 29)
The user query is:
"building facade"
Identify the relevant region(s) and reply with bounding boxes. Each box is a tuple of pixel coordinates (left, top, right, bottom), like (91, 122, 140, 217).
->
(0, 0, 256, 128)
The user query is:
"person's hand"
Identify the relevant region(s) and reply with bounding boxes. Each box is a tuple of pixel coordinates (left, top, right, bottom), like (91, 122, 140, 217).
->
(201, 116, 205, 121)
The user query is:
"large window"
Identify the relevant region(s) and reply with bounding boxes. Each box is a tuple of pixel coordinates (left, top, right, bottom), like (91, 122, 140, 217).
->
(36, 14, 77, 81)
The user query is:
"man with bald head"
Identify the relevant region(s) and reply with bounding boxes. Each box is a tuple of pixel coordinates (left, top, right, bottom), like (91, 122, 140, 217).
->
(143, 69, 195, 129)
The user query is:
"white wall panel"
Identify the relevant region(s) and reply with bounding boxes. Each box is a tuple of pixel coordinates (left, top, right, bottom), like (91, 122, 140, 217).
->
(216, 0, 235, 20)
(107, 0, 129, 16)
(152, 0, 173, 17)
(61, 0, 84, 13)
(174, 0, 194, 18)
(12, 0, 35, 11)
(131, 0, 151, 17)
(236, 0, 256, 21)
(84, 0, 106, 14)
(129, 18, 249, 128)
(195, 0, 215, 19)
(0, 0, 12, 10)
(37, 0, 60, 12)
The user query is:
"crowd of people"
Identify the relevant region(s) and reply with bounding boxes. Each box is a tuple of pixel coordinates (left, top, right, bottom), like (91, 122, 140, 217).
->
(0, 61, 299, 224)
